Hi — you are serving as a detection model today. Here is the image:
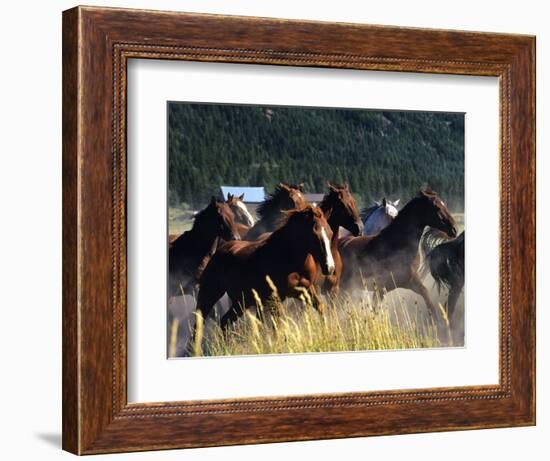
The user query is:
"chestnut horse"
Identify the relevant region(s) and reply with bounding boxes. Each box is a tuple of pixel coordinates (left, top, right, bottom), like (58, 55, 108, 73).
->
(168, 197, 240, 298)
(245, 183, 306, 240)
(339, 189, 457, 318)
(316, 183, 364, 295)
(225, 192, 255, 239)
(192, 206, 335, 340)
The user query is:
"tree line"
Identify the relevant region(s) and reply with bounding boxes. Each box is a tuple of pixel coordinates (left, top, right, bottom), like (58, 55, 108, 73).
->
(168, 103, 464, 210)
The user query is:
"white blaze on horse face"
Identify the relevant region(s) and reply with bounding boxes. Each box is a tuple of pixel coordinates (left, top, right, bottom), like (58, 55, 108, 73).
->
(320, 226, 335, 274)
(236, 200, 255, 227)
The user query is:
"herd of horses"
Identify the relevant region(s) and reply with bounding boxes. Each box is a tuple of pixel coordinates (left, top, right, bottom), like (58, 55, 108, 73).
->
(168, 183, 465, 351)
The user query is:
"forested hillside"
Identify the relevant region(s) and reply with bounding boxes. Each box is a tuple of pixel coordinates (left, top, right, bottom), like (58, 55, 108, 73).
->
(168, 103, 464, 210)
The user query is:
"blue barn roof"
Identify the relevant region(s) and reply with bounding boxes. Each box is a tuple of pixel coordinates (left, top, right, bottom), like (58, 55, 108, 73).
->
(220, 186, 265, 203)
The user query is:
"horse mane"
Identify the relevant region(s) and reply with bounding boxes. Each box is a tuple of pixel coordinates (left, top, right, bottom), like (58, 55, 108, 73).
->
(271, 204, 319, 233)
(256, 184, 291, 219)
(318, 183, 345, 211)
(420, 228, 452, 258)
(191, 201, 219, 230)
(371, 192, 438, 242)
(399, 188, 440, 217)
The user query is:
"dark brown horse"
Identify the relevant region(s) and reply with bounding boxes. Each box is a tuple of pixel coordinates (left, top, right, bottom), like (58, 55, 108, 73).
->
(193, 206, 335, 339)
(245, 183, 307, 240)
(316, 182, 364, 295)
(339, 189, 457, 318)
(225, 192, 256, 239)
(422, 230, 465, 323)
(168, 197, 240, 298)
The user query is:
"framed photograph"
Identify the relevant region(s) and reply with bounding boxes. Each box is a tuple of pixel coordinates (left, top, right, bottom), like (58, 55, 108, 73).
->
(62, 6, 535, 455)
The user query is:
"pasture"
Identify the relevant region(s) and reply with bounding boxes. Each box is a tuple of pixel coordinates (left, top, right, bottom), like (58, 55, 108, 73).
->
(168, 205, 194, 235)
(168, 282, 462, 358)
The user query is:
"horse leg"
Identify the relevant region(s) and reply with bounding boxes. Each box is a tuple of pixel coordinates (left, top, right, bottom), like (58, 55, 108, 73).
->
(321, 276, 340, 309)
(372, 288, 385, 311)
(406, 273, 438, 320)
(187, 267, 226, 355)
(287, 272, 325, 314)
(322, 274, 340, 298)
(308, 283, 325, 314)
(220, 303, 245, 331)
(366, 277, 386, 311)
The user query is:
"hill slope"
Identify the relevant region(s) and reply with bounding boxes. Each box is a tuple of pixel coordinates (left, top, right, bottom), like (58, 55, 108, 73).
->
(168, 103, 464, 210)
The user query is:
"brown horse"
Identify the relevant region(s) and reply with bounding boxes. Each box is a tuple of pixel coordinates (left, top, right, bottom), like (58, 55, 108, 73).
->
(339, 189, 457, 318)
(316, 182, 364, 295)
(225, 192, 256, 239)
(245, 183, 307, 240)
(168, 197, 240, 298)
(193, 205, 335, 338)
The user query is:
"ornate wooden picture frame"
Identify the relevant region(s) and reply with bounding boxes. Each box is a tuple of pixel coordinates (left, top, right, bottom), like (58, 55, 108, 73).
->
(62, 5, 535, 455)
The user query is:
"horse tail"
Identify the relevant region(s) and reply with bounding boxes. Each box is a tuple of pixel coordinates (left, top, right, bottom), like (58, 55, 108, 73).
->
(421, 246, 446, 293)
(420, 228, 452, 259)
(421, 232, 465, 293)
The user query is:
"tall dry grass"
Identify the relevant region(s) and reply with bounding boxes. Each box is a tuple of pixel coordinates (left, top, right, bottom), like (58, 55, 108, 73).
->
(181, 279, 444, 358)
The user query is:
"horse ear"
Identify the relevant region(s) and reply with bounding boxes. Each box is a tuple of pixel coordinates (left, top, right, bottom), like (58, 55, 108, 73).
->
(278, 182, 289, 191)
(298, 182, 305, 191)
(382, 197, 387, 207)
(227, 192, 232, 201)
(394, 199, 400, 206)
(327, 181, 337, 192)
(344, 181, 349, 190)
(239, 193, 245, 200)
(419, 188, 436, 198)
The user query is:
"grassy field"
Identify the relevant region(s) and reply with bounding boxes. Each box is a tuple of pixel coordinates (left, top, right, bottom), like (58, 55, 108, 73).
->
(169, 280, 458, 358)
